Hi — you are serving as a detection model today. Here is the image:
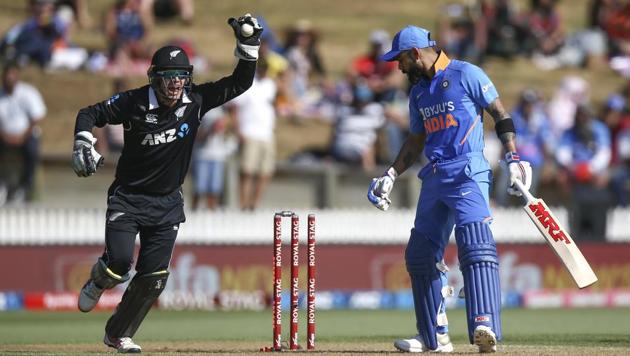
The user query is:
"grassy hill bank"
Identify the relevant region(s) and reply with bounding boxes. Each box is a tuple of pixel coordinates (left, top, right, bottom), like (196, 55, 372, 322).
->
(0, 0, 626, 160)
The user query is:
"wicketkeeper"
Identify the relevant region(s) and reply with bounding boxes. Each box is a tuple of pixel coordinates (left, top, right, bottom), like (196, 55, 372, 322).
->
(72, 14, 262, 353)
(367, 26, 532, 353)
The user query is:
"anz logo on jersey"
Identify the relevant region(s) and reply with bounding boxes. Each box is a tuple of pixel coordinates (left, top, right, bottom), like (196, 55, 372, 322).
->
(140, 123, 191, 146)
(420, 101, 458, 134)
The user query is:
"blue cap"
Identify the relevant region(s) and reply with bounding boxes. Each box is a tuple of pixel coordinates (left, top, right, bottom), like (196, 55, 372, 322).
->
(380, 26, 436, 62)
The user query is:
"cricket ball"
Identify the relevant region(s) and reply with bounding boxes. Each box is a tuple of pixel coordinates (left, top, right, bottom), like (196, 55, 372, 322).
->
(241, 23, 254, 37)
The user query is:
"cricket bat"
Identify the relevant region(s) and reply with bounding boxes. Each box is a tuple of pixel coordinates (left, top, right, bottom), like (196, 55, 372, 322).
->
(513, 179, 598, 289)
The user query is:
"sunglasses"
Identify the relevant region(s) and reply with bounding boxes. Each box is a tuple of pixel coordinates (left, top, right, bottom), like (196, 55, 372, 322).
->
(155, 70, 191, 78)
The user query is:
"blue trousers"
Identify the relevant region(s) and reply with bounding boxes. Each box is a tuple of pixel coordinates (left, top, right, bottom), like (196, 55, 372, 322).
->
(406, 153, 500, 346)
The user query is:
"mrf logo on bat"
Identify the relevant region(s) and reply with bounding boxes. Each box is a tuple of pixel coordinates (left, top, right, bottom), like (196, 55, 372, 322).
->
(528, 202, 571, 245)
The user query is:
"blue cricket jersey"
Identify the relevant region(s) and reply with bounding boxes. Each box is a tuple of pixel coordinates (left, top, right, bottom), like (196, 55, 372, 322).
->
(409, 53, 499, 162)
(557, 120, 611, 163)
(511, 104, 553, 167)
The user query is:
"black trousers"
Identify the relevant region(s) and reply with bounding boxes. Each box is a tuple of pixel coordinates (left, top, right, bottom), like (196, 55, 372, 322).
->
(569, 183, 610, 242)
(103, 181, 185, 276)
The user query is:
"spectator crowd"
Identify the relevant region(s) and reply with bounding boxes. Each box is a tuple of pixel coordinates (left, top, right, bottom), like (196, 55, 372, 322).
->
(0, 0, 629, 241)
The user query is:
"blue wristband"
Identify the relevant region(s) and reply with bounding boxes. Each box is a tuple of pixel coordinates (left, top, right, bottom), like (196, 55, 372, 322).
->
(505, 151, 520, 163)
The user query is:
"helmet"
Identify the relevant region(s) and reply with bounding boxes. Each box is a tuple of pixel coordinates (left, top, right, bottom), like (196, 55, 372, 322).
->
(147, 45, 194, 101)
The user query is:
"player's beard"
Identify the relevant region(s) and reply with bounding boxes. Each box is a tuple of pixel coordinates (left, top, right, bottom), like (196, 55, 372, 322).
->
(406, 65, 424, 84)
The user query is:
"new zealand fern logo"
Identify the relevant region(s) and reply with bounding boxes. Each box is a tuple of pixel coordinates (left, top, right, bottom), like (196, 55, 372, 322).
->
(169, 50, 181, 60)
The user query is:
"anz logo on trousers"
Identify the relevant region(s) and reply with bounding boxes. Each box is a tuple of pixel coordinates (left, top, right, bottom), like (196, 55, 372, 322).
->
(141, 123, 190, 146)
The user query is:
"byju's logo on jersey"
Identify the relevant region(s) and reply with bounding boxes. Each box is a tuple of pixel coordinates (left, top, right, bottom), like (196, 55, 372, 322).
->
(419, 101, 455, 120)
(145, 113, 158, 124)
(419, 101, 458, 135)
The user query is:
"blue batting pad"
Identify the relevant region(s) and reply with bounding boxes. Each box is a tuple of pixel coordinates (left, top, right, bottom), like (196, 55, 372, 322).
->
(406, 233, 449, 350)
(455, 221, 502, 343)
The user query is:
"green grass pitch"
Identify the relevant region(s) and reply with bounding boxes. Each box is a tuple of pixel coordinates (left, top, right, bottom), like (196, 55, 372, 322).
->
(1, 308, 629, 355)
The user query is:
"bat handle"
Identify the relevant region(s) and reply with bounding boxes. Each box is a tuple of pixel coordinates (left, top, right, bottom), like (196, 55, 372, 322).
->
(513, 178, 536, 204)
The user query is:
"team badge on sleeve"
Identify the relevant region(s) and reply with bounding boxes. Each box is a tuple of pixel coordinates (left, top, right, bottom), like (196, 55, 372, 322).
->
(106, 94, 120, 105)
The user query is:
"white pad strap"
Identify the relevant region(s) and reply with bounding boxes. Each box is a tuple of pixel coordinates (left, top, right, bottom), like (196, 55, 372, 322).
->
(234, 43, 259, 61)
(437, 307, 449, 327)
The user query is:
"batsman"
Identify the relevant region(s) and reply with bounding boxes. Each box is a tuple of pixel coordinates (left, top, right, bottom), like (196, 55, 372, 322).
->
(71, 14, 262, 353)
(367, 26, 532, 353)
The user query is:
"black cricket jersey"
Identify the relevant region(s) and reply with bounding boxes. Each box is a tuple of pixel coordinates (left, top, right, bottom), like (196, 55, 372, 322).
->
(74, 60, 256, 195)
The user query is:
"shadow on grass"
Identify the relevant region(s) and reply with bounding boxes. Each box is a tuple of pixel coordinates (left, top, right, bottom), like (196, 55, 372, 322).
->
(503, 334, 630, 347)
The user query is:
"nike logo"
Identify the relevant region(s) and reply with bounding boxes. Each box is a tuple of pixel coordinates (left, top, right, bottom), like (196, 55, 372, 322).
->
(108, 212, 125, 222)
(461, 191, 472, 196)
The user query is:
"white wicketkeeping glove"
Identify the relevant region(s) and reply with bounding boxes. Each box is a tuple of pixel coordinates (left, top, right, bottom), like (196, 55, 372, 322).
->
(503, 152, 532, 196)
(367, 167, 398, 211)
(72, 131, 104, 177)
(227, 13, 263, 61)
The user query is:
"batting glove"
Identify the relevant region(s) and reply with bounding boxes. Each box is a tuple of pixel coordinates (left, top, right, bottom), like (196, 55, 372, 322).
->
(367, 167, 397, 211)
(503, 152, 532, 196)
(227, 13, 263, 61)
(72, 131, 104, 177)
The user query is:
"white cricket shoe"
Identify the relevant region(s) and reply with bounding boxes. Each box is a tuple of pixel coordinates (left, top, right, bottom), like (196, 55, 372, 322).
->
(104, 334, 142, 353)
(474, 326, 497, 353)
(78, 279, 104, 312)
(394, 333, 454, 353)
